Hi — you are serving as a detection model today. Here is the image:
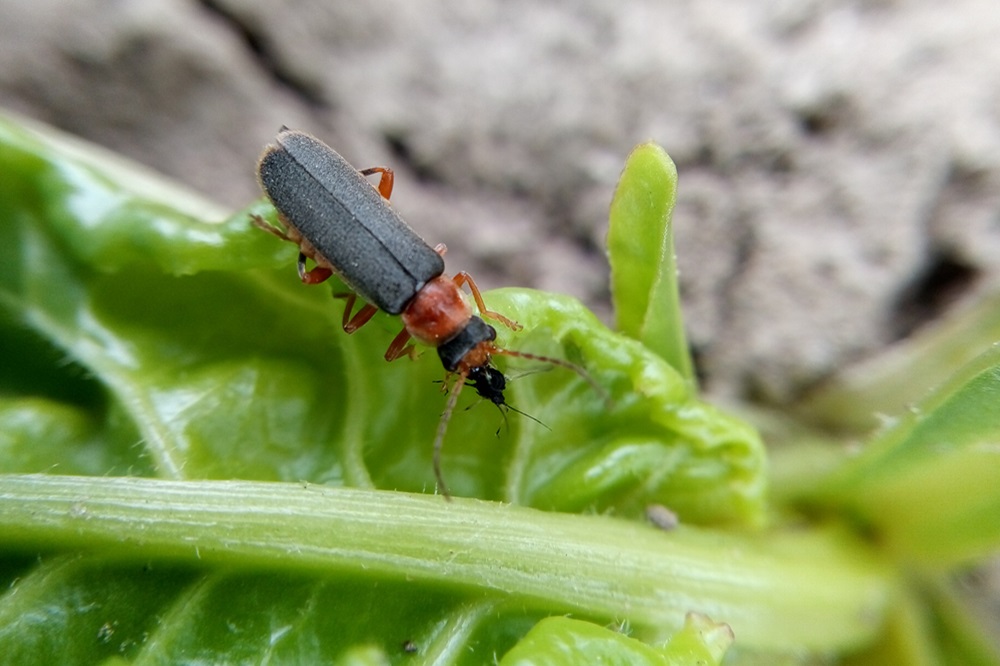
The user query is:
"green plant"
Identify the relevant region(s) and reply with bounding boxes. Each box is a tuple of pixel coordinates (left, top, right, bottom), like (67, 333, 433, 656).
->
(0, 113, 997, 664)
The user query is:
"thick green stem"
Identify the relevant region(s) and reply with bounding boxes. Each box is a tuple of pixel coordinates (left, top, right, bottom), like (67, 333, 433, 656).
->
(0, 474, 888, 653)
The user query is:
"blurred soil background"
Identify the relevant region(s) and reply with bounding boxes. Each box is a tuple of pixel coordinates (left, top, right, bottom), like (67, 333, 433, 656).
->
(2, 0, 999, 638)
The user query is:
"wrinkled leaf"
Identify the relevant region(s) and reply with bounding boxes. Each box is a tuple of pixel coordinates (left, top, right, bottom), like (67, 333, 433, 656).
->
(0, 113, 896, 663)
(0, 112, 765, 521)
(499, 613, 733, 665)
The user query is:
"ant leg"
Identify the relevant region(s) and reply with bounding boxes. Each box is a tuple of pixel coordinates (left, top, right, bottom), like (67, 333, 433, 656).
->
(384, 327, 418, 362)
(453, 271, 522, 331)
(298, 252, 333, 284)
(433, 243, 447, 256)
(359, 167, 394, 200)
(334, 293, 379, 333)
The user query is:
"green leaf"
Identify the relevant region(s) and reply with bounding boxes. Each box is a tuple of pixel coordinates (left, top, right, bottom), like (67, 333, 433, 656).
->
(499, 613, 733, 665)
(0, 113, 889, 662)
(0, 113, 766, 524)
(796, 291, 1000, 434)
(805, 344, 1000, 567)
(842, 578, 1000, 666)
(500, 616, 675, 666)
(607, 143, 694, 384)
(659, 613, 734, 665)
(472, 288, 765, 524)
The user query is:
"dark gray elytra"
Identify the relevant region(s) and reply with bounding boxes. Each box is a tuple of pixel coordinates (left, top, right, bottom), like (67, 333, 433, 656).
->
(258, 129, 445, 314)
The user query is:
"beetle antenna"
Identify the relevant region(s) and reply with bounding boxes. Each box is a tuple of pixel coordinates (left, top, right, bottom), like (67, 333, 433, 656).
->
(494, 348, 611, 407)
(504, 403, 550, 430)
(433, 370, 468, 501)
(492, 402, 509, 436)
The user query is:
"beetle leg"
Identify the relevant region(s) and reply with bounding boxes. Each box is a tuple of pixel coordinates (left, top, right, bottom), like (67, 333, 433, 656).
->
(253, 214, 329, 282)
(452, 271, 523, 331)
(439, 371, 454, 393)
(384, 327, 418, 362)
(250, 214, 292, 241)
(298, 253, 334, 284)
(335, 293, 380, 333)
(359, 167, 394, 200)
